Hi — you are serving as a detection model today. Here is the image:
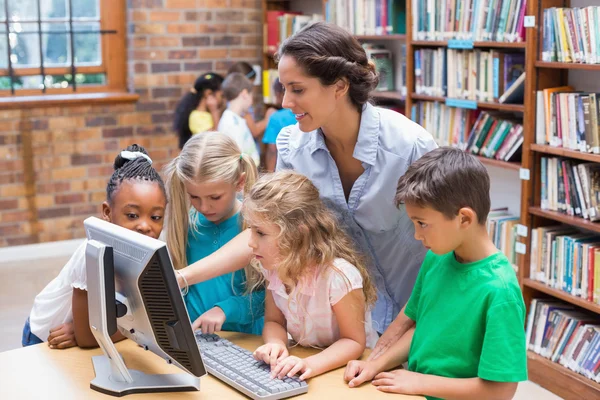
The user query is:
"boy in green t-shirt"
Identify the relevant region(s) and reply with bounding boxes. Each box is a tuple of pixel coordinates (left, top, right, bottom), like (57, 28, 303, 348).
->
(344, 147, 527, 400)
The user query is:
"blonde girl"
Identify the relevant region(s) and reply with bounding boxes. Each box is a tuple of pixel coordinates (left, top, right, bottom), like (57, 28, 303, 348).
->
(164, 132, 264, 335)
(244, 171, 378, 381)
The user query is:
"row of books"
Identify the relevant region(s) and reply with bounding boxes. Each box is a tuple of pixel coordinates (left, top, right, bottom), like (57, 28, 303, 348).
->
(324, 0, 406, 36)
(412, 101, 477, 148)
(487, 208, 519, 271)
(265, 11, 322, 55)
(529, 226, 600, 303)
(526, 299, 600, 382)
(363, 44, 397, 92)
(542, 7, 600, 65)
(415, 48, 525, 104)
(412, 104, 523, 162)
(262, 68, 280, 105)
(535, 88, 600, 153)
(465, 111, 523, 161)
(411, 0, 527, 42)
(540, 157, 600, 221)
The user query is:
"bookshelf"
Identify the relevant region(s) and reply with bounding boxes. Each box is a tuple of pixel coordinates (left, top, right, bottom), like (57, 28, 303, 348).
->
(518, 0, 600, 398)
(261, 0, 407, 113)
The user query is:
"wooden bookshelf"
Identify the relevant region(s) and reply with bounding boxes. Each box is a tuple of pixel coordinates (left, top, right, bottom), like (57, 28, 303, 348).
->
(356, 34, 406, 41)
(372, 91, 404, 101)
(410, 93, 525, 112)
(475, 156, 521, 171)
(535, 61, 600, 71)
(530, 144, 600, 163)
(528, 207, 600, 234)
(523, 279, 600, 314)
(527, 351, 600, 400)
(411, 40, 527, 49)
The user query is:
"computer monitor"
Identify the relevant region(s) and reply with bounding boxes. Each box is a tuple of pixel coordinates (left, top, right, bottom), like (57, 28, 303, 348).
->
(83, 216, 206, 396)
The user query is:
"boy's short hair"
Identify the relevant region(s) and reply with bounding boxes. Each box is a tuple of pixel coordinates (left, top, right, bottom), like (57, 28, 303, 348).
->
(222, 72, 253, 101)
(394, 147, 491, 224)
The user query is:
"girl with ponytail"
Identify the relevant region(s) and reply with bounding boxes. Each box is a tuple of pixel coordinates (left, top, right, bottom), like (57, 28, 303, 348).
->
(164, 132, 264, 335)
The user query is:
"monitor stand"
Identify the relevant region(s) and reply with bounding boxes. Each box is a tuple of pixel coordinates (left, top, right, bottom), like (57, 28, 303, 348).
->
(86, 240, 200, 397)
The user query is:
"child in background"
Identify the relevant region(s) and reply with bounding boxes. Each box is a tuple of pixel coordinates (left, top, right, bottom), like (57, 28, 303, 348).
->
(24, 145, 167, 348)
(164, 132, 264, 335)
(344, 147, 527, 400)
(173, 72, 224, 149)
(245, 171, 378, 381)
(227, 61, 274, 141)
(262, 78, 296, 171)
(218, 73, 260, 166)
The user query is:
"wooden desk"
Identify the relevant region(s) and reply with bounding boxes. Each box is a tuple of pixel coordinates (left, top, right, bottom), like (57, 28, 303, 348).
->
(0, 331, 424, 399)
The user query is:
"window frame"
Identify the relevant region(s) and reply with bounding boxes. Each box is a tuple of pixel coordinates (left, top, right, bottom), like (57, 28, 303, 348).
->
(0, 0, 131, 104)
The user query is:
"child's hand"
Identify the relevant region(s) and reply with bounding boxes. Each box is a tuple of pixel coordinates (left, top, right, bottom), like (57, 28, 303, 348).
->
(206, 94, 219, 113)
(271, 355, 314, 381)
(344, 360, 380, 388)
(371, 369, 424, 395)
(47, 322, 77, 349)
(192, 307, 226, 334)
(253, 343, 288, 367)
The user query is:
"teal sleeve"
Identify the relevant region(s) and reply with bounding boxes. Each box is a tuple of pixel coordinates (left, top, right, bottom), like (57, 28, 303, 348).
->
(215, 288, 265, 326)
(404, 251, 433, 321)
(478, 301, 528, 382)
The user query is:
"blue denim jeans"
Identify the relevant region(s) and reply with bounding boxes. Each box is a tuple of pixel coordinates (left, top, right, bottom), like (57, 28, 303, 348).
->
(22, 317, 44, 347)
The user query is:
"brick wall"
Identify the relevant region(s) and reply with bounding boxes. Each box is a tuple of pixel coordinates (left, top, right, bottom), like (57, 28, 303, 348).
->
(0, 0, 263, 247)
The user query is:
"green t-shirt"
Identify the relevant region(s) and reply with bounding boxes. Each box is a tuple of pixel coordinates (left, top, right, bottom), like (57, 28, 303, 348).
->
(405, 251, 527, 400)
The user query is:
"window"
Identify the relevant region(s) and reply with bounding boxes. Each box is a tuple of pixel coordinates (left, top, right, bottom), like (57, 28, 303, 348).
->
(0, 0, 126, 97)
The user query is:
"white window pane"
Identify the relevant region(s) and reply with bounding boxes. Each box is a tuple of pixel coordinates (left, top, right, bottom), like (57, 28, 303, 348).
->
(73, 22, 100, 65)
(8, 0, 38, 21)
(42, 23, 70, 66)
(0, 25, 6, 69)
(72, 0, 99, 19)
(14, 75, 43, 89)
(0, 0, 5, 21)
(41, 0, 68, 20)
(9, 23, 39, 67)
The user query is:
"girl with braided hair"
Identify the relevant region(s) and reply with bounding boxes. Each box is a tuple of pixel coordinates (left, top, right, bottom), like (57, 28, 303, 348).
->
(23, 144, 167, 349)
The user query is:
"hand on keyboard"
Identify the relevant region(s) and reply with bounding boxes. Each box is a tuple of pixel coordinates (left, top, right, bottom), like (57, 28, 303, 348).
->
(253, 343, 289, 367)
(195, 332, 309, 399)
(191, 307, 226, 334)
(270, 355, 314, 381)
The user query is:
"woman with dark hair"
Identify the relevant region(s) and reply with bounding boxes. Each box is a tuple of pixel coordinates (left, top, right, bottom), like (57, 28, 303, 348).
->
(173, 72, 224, 149)
(175, 21, 437, 360)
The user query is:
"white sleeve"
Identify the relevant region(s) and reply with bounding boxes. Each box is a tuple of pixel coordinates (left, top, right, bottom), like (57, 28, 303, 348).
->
(275, 126, 294, 171)
(329, 260, 364, 306)
(69, 241, 89, 291)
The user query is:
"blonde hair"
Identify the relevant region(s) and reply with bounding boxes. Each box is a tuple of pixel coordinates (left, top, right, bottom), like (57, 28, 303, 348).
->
(164, 132, 258, 270)
(242, 171, 377, 307)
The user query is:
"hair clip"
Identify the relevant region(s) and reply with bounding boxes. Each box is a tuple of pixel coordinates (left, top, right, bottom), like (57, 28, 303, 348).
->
(120, 150, 153, 165)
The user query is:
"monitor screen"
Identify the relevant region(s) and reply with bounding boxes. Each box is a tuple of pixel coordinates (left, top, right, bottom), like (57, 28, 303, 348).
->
(84, 217, 206, 381)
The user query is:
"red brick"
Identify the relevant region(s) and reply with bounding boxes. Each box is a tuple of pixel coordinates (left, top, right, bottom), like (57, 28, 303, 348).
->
(151, 113, 173, 124)
(198, 24, 227, 33)
(72, 204, 100, 216)
(166, 0, 196, 7)
(229, 23, 261, 34)
(167, 23, 197, 34)
(151, 87, 182, 98)
(0, 199, 18, 210)
(204, 0, 228, 7)
(168, 50, 197, 59)
(38, 207, 71, 219)
(0, 224, 21, 236)
(243, 35, 261, 46)
(215, 10, 244, 21)
(182, 36, 210, 47)
(56, 193, 85, 205)
(230, 48, 259, 58)
(71, 154, 103, 166)
(136, 101, 167, 112)
(149, 11, 181, 21)
(1, 210, 32, 223)
(6, 235, 38, 246)
(149, 37, 181, 47)
(151, 63, 181, 73)
(185, 11, 212, 21)
(86, 116, 117, 127)
(133, 23, 165, 34)
(212, 35, 241, 46)
(230, 0, 260, 7)
(37, 182, 71, 194)
(184, 61, 213, 72)
(103, 127, 134, 138)
(88, 165, 115, 178)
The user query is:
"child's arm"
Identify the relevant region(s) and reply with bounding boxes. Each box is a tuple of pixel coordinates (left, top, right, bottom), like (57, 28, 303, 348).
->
(178, 229, 253, 287)
(47, 322, 77, 349)
(253, 290, 289, 367)
(192, 287, 265, 334)
(368, 306, 415, 361)
(265, 144, 277, 172)
(72, 288, 126, 348)
(372, 372, 518, 400)
(273, 289, 368, 380)
(344, 326, 415, 387)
